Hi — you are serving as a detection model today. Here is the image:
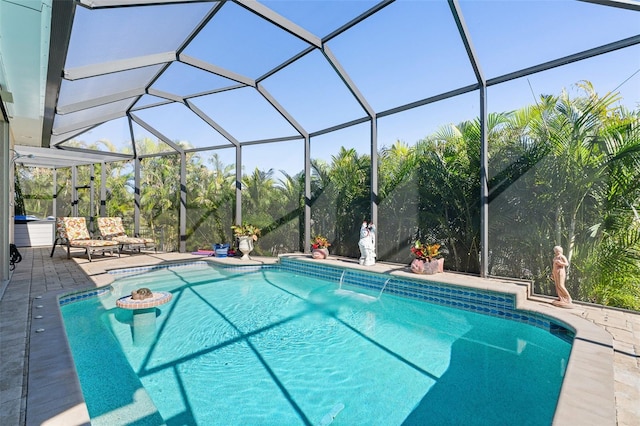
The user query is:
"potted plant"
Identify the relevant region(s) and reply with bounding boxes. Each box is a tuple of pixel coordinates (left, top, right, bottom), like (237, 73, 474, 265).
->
(410, 240, 444, 274)
(231, 223, 261, 260)
(311, 235, 331, 259)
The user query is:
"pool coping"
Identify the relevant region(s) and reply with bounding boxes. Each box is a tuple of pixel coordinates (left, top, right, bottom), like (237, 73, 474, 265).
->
(26, 291, 91, 426)
(26, 254, 615, 425)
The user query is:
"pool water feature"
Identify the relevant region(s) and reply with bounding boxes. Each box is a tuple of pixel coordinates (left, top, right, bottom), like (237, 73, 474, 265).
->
(377, 278, 392, 299)
(60, 260, 573, 425)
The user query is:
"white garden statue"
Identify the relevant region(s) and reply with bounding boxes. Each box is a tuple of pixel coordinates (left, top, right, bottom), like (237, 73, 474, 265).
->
(358, 221, 376, 266)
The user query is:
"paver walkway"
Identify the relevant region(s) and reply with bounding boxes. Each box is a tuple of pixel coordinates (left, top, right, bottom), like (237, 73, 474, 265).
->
(1, 248, 638, 425)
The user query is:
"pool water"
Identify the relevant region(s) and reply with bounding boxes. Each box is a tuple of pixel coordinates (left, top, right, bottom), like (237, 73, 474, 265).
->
(61, 264, 571, 425)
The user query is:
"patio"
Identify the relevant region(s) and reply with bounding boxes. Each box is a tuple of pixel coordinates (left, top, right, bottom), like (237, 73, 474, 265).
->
(0, 247, 638, 425)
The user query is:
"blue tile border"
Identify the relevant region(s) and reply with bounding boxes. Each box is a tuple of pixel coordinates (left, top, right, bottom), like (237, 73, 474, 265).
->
(107, 260, 211, 277)
(214, 264, 274, 273)
(58, 287, 112, 306)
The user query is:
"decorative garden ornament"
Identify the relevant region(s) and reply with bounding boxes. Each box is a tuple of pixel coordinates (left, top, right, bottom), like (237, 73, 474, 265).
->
(232, 223, 260, 261)
(551, 246, 573, 308)
(131, 287, 153, 300)
(238, 236, 254, 260)
(358, 221, 376, 266)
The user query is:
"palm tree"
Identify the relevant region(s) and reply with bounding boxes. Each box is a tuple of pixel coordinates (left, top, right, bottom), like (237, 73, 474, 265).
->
(377, 140, 418, 263)
(273, 170, 305, 252)
(531, 83, 624, 298)
(415, 115, 502, 273)
(310, 158, 335, 244)
(138, 138, 181, 251)
(327, 147, 370, 257)
(488, 82, 640, 308)
(189, 153, 236, 246)
(242, 167, 276, 221)
(579, 107, 640, 309)
(487, 106, 554, 280)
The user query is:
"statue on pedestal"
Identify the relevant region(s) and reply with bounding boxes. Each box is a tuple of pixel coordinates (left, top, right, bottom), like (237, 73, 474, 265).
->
(358, 221, 376, 266)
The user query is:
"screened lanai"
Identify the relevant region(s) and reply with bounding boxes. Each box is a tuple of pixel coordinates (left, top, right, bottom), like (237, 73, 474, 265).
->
(2, 0, 639, 308)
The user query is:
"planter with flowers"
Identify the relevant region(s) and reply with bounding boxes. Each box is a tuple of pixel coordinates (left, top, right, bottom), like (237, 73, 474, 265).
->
(231, 223, 261, 260)
(311, 235, 331, 259)
(410, 241, 444, 274)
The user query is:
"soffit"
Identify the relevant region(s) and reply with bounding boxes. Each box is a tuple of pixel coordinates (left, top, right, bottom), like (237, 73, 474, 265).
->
(12, 144, 132, 168)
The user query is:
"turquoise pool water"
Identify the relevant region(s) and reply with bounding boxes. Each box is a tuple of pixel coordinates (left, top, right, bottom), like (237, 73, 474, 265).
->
(61, 262, 572, 425)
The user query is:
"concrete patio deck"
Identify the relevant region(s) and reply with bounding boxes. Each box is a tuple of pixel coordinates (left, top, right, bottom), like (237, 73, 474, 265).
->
(1, 247, 638, 425)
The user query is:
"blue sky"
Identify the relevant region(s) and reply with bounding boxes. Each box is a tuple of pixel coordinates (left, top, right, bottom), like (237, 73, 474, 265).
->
(63, 0, 640, 181)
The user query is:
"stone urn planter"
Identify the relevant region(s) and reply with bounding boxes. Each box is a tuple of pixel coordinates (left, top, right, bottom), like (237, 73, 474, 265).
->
(410, 258, 444, 275)
(312, 248, 329, 259)
(232, 224, 260, 261)
(238, 236, 254, 260)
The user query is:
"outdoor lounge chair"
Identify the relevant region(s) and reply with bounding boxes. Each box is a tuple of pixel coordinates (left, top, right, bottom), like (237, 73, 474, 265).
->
(97, 217, 155, 252)
(50, 217, 119, 261)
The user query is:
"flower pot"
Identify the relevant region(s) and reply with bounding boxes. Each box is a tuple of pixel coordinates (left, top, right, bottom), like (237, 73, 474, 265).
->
(238, 236, 254, 260)
(312, 248, 329, 259)
(410, 258, 444, 274)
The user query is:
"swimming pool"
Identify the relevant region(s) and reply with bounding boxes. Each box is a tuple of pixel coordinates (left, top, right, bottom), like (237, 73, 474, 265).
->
(60, 259, 573, 425)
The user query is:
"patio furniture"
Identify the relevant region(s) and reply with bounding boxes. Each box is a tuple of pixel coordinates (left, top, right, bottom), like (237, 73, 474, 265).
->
(50, 217, 119, 261)
(96, 217, 156, 252)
